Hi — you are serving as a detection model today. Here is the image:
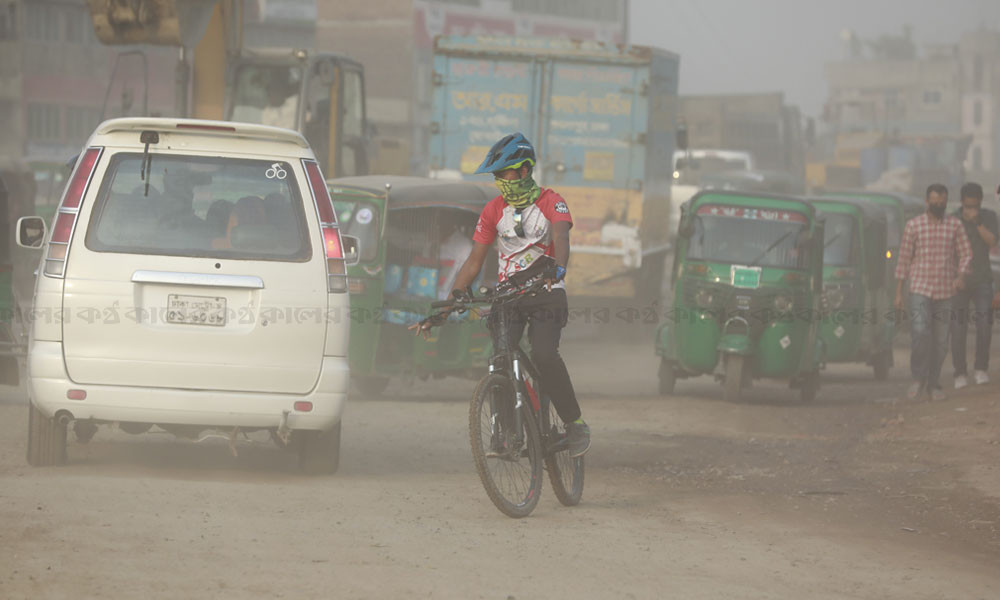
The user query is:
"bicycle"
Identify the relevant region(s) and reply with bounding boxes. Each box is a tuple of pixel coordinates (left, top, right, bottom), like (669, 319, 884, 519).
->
(420, 277, 585, 518)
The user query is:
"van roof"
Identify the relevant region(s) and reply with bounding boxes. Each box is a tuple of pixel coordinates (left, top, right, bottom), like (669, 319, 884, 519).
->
(93, 118, 310, 149)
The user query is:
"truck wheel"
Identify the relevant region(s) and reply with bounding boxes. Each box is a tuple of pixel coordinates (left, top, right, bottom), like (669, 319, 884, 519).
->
(298, 421, 342, 475)
(355, 376, 390, 397)
(799, 371, 820, 403)
(658, 358, 676, 395)
(26, 402, 67, 467)
(723, 355, 744, 403)
(872, 350, 891, 381)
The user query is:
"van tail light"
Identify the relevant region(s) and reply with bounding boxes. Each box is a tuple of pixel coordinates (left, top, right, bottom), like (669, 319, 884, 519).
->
(302, 159, 347, 293)
(45, 147, 102, 277)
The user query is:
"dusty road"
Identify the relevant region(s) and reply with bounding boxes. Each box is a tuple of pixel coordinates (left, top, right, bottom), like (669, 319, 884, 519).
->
(2, 339, 999, 599)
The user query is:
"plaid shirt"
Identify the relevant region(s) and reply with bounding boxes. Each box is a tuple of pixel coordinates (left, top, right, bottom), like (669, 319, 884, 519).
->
(895, 213, 972, 299)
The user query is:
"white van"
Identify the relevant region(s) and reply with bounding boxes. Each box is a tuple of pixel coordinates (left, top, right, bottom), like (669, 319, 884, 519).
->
(16, 118, 358, 474)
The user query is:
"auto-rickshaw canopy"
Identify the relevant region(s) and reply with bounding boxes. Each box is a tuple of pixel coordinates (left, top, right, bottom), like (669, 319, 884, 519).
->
(328, 175, 495, 211)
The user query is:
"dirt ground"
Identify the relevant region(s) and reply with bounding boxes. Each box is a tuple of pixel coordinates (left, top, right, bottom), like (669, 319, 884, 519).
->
(1, 337, 999, 599)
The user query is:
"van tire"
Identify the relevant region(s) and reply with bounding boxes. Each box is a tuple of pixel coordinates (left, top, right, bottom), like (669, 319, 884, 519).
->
(298, 421, 341, 475)
(26, 402, 67, 467)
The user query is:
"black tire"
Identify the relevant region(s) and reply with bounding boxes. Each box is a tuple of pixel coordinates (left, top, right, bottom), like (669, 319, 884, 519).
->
(298, 421, 342, 475)
(542, 400, 584, 506)
(873, 350, 890, 381)
(355, 376, 390, 397)
(723, 354, 744, 403)
(26, 402, 67, 467)
(469, 374, 543, 518)
(799, 371, 820, 403)
(658, 358, 676, 396)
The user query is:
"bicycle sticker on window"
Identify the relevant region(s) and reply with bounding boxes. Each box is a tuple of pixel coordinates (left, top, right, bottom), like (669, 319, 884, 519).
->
(265, 163, 287, 180)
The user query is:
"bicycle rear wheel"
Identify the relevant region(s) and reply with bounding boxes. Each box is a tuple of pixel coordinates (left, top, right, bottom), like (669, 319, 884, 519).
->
(542, 401, 584, 506)
(470, 374, 543, 518)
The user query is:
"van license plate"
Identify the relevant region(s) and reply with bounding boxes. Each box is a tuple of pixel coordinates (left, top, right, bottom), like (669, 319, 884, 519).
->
(166, 294, 227, 326)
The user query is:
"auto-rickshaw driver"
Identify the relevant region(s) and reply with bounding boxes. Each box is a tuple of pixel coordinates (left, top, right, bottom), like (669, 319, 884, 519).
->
(413, 133, 591, 458)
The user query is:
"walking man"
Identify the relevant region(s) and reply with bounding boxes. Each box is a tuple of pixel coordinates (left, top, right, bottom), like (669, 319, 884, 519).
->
(951, 183, 998, 388)
(894, 183, 973, 402)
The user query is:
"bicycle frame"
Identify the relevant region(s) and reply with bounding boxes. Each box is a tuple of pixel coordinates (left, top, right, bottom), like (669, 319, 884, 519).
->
(486, 298, 566, 458)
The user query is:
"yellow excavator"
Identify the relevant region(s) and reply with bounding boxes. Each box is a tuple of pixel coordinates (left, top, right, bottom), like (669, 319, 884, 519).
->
(86, 0, 369, 177)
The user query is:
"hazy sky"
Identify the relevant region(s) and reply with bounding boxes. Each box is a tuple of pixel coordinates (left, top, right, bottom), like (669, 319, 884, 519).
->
(630, 0, 1000, 118)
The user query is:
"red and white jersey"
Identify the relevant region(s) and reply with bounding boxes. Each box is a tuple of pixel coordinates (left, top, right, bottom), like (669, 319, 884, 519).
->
(473, 188, 573, 287)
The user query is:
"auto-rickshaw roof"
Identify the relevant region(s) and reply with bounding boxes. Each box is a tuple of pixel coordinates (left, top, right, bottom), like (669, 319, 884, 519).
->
(327, 176, 494, 211)
(806, 196, 888, 224)
(820, 189, 921, 210)
(690, 190, 819, 220)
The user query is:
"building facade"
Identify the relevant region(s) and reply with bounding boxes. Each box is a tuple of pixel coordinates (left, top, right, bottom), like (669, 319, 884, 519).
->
(824, 29, 1000, 185)
(316, 0, 629, 175)
(958, 30, 1000, 177)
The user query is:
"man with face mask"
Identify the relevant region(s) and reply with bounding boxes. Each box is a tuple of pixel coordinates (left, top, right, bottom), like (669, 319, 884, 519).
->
(414, 133, 589, 458)
(894, 183, 973, 402)
(950, 183, 997, 389)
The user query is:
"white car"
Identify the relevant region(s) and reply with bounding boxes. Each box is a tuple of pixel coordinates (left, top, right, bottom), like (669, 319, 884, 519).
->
(16, 118, 358, 474)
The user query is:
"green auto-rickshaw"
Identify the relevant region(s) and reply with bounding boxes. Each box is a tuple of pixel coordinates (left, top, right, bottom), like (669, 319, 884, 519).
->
(807, 197, 894, 379)
(656, 191, 825, 402)
(820, 190, 920, 278)
(327, 176, 497, 396)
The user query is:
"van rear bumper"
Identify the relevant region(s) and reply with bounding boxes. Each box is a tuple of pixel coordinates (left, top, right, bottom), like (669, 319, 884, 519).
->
(27, 341, 348, 431)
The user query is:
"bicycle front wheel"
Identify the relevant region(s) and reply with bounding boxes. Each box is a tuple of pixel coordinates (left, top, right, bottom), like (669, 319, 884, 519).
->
(470, 374, 543, 518)
(543, 401, 585, 506)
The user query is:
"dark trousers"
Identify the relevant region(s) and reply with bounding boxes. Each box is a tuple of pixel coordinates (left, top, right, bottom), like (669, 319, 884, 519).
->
(951, 280, 994, 375)
(909, 293, 952, 389)
(489, 288, 581, 423)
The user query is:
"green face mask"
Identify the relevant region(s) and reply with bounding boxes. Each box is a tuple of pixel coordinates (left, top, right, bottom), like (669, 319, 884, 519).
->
(494, 175, 541, 209)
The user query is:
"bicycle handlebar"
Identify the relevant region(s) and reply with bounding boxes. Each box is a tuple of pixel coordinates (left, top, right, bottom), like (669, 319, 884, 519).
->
(418, 277, 550, 329)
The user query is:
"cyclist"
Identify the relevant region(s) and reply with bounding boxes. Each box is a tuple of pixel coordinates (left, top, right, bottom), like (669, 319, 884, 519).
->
(419, 133, 590, 457)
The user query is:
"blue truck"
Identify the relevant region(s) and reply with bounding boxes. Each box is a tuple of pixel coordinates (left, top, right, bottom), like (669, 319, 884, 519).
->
(429, 36, 680, 301)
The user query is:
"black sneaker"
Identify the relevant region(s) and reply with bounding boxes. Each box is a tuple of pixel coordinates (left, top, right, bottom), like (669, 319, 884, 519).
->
(565, 420, 591, 458)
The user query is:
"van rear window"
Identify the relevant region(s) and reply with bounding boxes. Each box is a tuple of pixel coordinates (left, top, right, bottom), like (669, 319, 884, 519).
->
(86, 154, 311, 261)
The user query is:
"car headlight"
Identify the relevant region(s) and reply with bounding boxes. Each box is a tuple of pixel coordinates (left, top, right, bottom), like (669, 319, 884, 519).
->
(823, 287, 845, 310)
(694, 288, 715, 308)
(773, 294, 793, 312)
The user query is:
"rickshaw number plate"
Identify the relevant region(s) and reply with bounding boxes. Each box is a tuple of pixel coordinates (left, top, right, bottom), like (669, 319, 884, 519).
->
(731, 265, 762, 289)
(166, 294, 227, 326)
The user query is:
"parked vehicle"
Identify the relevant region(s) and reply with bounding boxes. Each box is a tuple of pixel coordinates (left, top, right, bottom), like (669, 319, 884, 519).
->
(327, 176, 496, 395)
(429, 36, 680, 301)
(656, 192, 825, 402)
(670, 148, 755, 229)
(16, 118, 358, 473)
(807, 197, 894, 379)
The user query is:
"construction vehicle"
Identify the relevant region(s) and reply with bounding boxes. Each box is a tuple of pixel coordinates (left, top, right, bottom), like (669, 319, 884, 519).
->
(86, 0, 369, 177)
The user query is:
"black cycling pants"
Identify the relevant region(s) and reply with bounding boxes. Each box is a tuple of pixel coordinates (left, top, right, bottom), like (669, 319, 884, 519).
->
(489, 288, 581, 423)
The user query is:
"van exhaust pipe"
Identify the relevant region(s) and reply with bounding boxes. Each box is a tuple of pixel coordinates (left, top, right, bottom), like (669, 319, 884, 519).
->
(55, 411, 74, 426)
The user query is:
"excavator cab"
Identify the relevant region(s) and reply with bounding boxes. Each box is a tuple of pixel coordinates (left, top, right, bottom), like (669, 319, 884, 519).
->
(227, 52, 368, 178)
(87, 0, 368, 178)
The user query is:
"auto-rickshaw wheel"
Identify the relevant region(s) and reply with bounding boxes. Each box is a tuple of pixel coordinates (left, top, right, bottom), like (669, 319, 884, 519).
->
(872, 350, 891, 381)
(723, 355, 744, 403)
(355, 376, 390, 397)
(658, 358, 676, 395)
(799, 371, 820, 403)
